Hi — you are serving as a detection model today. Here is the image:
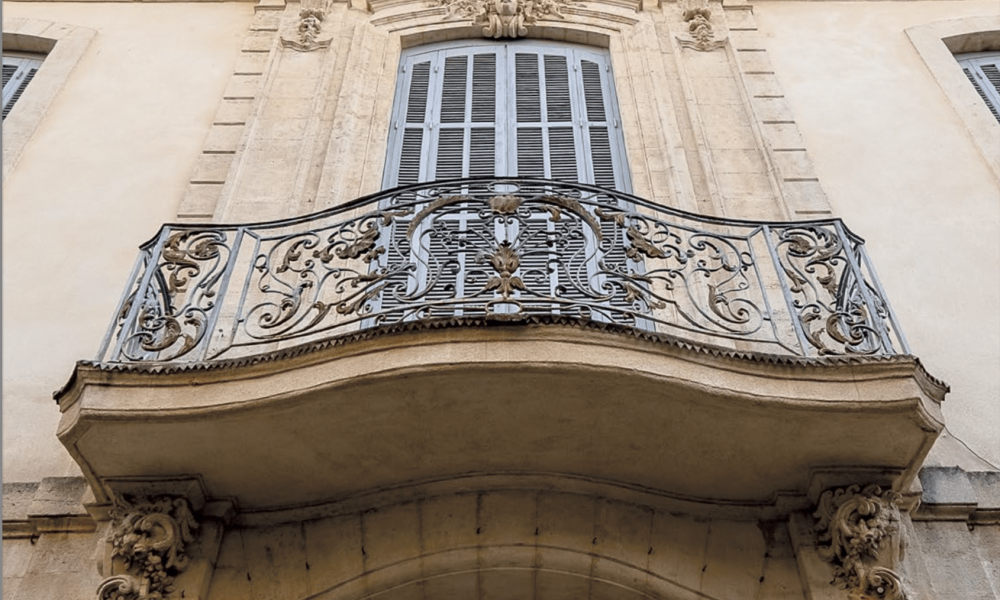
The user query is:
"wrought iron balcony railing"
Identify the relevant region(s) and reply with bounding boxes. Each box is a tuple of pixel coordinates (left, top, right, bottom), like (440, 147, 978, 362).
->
(97, 178, 909, 364)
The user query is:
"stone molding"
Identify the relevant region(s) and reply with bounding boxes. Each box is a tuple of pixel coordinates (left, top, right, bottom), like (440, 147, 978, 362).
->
(813, 484, 909, 600)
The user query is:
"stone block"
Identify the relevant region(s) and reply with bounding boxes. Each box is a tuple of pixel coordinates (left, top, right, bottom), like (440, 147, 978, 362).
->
(302, 514, 364, 596)
(422, 570, 478, 600)
(647, 512, 709, 591)
(478, 490, 536, 546)
(912, 520, 996, 599)
(690, 76, 744, 106)
(536, 492, 595, 552)
(700, 520, 767, 600)
(592, 499, 653, 568)
(270, 77, 323, 100)
(204, 125, 245, 153)
(250, 11, 281, 31)
(680, 48, 735, 79)
(224, 75, 261, 100)
(772, 149, 817, 180)
(362, 501, 420, 573)
(421, 493, 478, 555)
(240, 524, 311, 600)
(710, 148, 767, 174)
(736, 50, 774, 74)
(723, 7, 757, 30)
(729, 31, 766, 51)
(234, 52, 269, 75)
(535, 570, 592, 600)
(743, 73, 784, 99)
(25, 477, 88, 518)
(782, 179, 832, 216)
(760, 123, 805, 150)
(2, 483, 40, 521)
(190, 154, 234, 184)
(752, 96, 796, 123)
(920, 466, 978, 505)
(214, 99, 254, 125)
(178, 183, 223, 218)
(242, 30, 276, 53)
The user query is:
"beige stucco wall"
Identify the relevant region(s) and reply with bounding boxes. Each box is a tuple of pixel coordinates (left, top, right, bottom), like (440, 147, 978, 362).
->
(1, 3, 255, 483)
(755, 1, 1000, 469)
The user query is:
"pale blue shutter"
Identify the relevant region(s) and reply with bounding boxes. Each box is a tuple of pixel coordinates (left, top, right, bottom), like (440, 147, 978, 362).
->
(957, 52, 1000, 124)
(2, 55, 43, 121)
(379, 42, 632, 320)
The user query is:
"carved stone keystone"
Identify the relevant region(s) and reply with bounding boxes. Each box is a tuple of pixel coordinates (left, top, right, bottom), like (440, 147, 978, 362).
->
(813, 484, 910, 600)
(432, 0, 574, 39)
(677, 0, 726, 52)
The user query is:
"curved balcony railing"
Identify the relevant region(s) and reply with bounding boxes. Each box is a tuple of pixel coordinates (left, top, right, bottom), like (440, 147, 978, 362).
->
(97, 178, 909, 364)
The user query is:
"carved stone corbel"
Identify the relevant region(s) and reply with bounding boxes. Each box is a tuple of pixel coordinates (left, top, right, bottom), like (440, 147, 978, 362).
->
(431, 0, 574, 39)
(676, 0, 726, 51)
(96, 495, 199, 600)
(813, 484, 910, 600)
(281, 1, 333, 51)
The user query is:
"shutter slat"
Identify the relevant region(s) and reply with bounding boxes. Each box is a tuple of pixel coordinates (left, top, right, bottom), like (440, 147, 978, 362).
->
(3, 68, 37, 120)
(397, 129, 424, 185)
(517, 128, 546, 178)
(963, 67, 1000, 122)
(440, 56, 468, 124)
(543, 55, 572, 123)
(515, 53, 542, 123)
(588, 126, 616, 190)
(471, 53, 496, 123)
(580, 60, 607, 122)
(435, 128, 466, 179)
(405, 62, 431, 124)
(548, 127, 578, 182)
(2, 65, 17, 90)
(469, 128, 496, 177)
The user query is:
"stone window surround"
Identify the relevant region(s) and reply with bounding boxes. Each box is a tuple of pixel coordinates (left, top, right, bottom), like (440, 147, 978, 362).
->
(2, 19, 96, 180)
(906, 15, 1000, 182)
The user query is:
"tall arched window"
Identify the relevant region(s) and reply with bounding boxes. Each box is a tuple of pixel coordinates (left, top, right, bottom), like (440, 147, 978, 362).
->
(383, 41, 631, 191)
(375, 41, 637, 319)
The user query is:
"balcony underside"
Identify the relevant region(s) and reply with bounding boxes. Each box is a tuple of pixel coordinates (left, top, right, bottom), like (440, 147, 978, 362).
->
(57, 320, 946, 514)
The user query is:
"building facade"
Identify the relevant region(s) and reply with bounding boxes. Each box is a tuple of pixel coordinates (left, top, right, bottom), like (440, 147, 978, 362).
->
(3, 0, 999, 599)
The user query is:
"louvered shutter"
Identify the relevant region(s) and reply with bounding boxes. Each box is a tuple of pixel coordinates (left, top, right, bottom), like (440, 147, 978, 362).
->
(380, 42, 632, 319)
(957, 52, 1000, 124)
(2, 55, 44, 121)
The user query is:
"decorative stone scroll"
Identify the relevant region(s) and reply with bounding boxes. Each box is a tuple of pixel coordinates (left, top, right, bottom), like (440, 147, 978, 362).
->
(96, 495, 199, 600)
(432, 0, 573, 39)
(677, 0, 726, 52)
(813, 484, 910, 600)
(282, 2, 333, 51)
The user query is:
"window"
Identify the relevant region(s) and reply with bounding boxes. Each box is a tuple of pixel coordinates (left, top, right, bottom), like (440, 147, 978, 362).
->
(376, 41, 636, 320)
(2, 53, 43, 121)
(956, 52, 1000, 124)
(384, 41, 630, 189)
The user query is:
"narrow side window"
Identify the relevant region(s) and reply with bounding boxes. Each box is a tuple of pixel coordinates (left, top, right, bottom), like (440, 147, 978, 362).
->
(2, 53, 45, 120)
(956, 51, 1000, 124)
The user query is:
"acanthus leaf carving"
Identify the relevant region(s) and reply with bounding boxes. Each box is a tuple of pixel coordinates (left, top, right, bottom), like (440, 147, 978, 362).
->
(431, 0, 574, 39)
(813, 484, 910, 600)
(96, 495, 200, 600)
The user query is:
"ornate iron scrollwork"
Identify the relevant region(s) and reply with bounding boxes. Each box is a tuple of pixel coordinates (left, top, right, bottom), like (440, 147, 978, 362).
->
(98, 177, 907, 363)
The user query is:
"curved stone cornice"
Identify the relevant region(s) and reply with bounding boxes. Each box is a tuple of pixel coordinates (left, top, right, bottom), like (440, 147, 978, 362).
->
(57, 322, 944, 513)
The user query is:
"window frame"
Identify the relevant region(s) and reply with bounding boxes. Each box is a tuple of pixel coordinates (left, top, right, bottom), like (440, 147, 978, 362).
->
(2, 20, 96, 180)
(905, 17, 1000, 182)
(3, 52, 45, 120)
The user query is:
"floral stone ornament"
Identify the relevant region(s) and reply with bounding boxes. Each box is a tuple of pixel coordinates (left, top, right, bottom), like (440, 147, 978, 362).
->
(96, 495, 199, 600)
(432, 0, 574, 39)
(813, 484, 910, 600)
